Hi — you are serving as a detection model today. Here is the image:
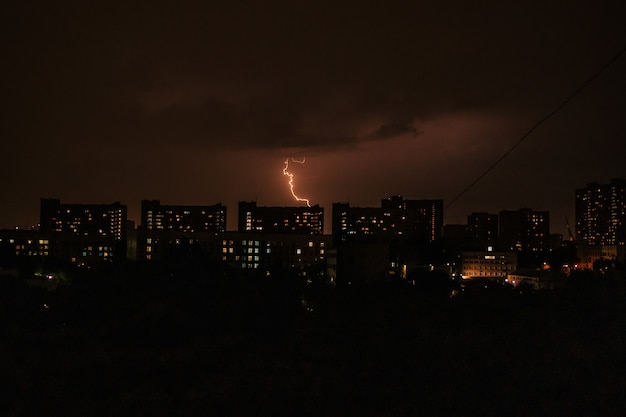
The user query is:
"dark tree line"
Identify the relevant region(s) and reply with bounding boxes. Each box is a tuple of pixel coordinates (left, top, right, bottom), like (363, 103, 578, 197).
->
(1, 260, 625, 417)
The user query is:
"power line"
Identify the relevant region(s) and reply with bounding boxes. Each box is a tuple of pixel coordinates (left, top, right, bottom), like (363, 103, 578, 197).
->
(445, 44, 626, 210)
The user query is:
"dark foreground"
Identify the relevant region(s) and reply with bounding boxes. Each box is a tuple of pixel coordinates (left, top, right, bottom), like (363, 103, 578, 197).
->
(1, 266, 625, 417)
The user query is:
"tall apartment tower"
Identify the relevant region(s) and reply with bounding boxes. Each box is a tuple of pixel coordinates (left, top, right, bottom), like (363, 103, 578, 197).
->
(575, 178, 626, 246)
(381, 196, 443, 242)
(467, 212, 499, 249)
(498, 208, 550, 253)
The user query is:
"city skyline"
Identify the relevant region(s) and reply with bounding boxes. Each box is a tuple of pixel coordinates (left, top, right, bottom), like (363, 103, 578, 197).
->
(2, 1, 625, 237)
(3, 179, 623, 238)
(5, 182, 621, 271)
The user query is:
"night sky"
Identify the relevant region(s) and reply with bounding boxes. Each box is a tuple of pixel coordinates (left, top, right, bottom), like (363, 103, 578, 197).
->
(3, 1, 625, 234)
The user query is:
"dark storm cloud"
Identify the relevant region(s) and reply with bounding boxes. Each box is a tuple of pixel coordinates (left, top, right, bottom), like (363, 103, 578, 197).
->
(4, 0, 624, 152)
(368, 121, 421, 140)
(132, 90, 424, 149)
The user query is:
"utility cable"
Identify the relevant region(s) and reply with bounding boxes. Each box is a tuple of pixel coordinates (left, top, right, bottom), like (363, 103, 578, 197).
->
(445, 44, 626, 209)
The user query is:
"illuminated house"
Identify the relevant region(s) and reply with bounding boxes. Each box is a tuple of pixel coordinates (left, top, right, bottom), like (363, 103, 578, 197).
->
(238, 201, 323, 235)
(506, 269, 564, 290)
(461, 251, 517, 282)
(498, 208, 549, 253)
(140, 200, 226, 233)
(332, 196, 443, 243)
(575, 178, 626, 246)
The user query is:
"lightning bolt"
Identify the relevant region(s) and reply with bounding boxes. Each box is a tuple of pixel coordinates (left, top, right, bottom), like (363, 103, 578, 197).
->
(283, 157, 311, 207)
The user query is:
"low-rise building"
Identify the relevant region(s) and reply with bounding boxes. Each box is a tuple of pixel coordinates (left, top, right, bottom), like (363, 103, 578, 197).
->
(128, 229, 331, 272)
(576, 245, 626, 270)
(461, 251, 517, 282)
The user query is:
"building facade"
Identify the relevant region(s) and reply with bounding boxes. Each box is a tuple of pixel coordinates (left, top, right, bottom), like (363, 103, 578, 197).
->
(461, 251, 518, 281)
(467, 212, 499, 250)
(0, 229, 50, 259)
(128, 229, 331, 272)
(238, 202, 323, 235)
(576, 244, 626, 270)
(40, 198, 127, 241)
(575, 178, 626, 246)
(140, 200, 226, 233)
(38, 198, 128, 263)
(332, 196, 443, 244)
(498, 208, 549, 253)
